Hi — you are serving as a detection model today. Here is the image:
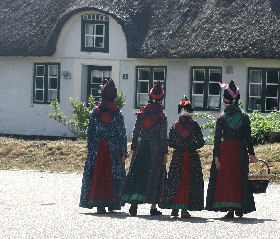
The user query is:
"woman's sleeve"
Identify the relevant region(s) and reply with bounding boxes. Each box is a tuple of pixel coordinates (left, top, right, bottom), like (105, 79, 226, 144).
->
(87, 111, 95, 143)
(168, 126, 179, 149)
(117, 111, 128, 157)
(131, 116, 141, 151)
(213, 117, 223, 158)
(242, 115, 255, 155)
(188, 122, 205, 151)
(159, 117, 168, 154)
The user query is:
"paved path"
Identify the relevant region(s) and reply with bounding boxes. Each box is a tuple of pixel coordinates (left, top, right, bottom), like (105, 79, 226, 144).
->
(0, 170, 279, 239)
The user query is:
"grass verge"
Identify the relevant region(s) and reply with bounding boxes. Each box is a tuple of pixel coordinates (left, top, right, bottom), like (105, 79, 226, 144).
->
(0, 137, 279, 183)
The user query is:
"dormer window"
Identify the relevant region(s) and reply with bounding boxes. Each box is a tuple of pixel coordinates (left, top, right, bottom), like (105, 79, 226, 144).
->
(81, 14, 109, 53)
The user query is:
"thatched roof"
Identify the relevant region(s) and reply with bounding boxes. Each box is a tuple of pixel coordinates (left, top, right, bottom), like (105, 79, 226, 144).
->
(1, 0, 280, 58)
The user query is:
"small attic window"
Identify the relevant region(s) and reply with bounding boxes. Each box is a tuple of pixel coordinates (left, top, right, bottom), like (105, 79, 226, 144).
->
(81, 14, 109, 53)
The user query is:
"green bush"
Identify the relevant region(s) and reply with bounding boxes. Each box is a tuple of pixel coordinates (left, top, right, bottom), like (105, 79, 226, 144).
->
(194, 109, 280, 145)
(49, 92, 126, 139)
(193, 112, 216, 143)
(250, 110, 280, 145)
(49, 95, 96, 139)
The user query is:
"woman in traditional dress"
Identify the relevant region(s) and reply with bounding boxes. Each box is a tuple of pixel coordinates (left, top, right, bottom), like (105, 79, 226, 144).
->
(206, 80, 258, 218)
(121, 82, 168, 216)
(79, 79, 127, 213)
(159, 97, 205, 218)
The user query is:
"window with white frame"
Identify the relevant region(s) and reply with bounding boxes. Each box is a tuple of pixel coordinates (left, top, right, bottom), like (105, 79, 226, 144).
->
(81, 14, 109, 52)
(136, 66, 167, 108)
(248, 68, 279, 112)
(87, 66, 112, 104)
(33, 63, 60, 104)
(191, 67, 222, 110)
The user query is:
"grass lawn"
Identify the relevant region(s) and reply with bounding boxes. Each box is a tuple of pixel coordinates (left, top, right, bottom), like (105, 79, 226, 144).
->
(0, 137, 279, 183)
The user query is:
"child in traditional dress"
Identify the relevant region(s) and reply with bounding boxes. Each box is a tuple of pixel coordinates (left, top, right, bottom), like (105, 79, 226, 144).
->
(79, 79, 127, 213)
(159, 97, 205, 218)
(121, 82, 168, 216)
(206, 80, 258, 218)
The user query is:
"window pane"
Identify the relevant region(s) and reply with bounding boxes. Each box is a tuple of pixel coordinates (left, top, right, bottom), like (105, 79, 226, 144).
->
(266, 85, 278, 98)
(266, 98, 278, 111)
(103, 71, 111, 78)
(35, 90, 43, 101)
(154, 69, 165, 81)
(248, 97, 262, 111)
(85, 36, 94, 47)
(250, 84, 262, 97)
(193, 69, 205, 82)
(49, 65, 58, 76)
(36, 66, 44, 76)
(192, 95, 203, 108)
(138, 94, 148, 106)
(91, 70, 102, 84)
(50, 78, 57, 89)
(85, 24, 94, 35)
(96, 25, 104, 35)
(36, 77, 43, 89)
(90, 88, 101, 96)
(250, 70, 262, 83)
(209, 69, 221, 82)
(48, 90, 57, 101)
(267, 70, 279, 84)
(209, 83, 220, 95)
(139, 69, 150, 81)
(95, 37, 104, 48)
(208, 96, 220, 109)
(193, 83, 204, 94)
(138, 82, 149, 93)
(92, 70, 102, 78)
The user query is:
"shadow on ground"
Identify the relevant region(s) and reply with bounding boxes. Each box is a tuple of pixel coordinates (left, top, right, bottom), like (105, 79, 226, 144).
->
(209, 217, 276, 224)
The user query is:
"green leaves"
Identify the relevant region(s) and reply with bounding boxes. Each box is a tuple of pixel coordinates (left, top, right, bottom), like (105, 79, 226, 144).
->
(250, 110, 280, 145)
(193, 112, 216, 143)
(48, 92, 126, 140)
(194, 110, 280, 145)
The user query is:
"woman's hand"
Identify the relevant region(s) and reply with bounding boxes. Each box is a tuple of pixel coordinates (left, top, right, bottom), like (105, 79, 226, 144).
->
(121, 156, 127, 163)
(215, 157, 221, 170)
(162, 154, 168, 165)
(249, 155, 258, 163)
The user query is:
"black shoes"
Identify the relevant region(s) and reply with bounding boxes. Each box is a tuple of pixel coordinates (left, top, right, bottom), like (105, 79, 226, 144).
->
(223, 211, 234, 219)
(97, 206, 106, 214)
(235, 210, 244, 218)
(171, 209, 179, 217)
(150, 208, 162, 216)
(129, 204, 138, 216)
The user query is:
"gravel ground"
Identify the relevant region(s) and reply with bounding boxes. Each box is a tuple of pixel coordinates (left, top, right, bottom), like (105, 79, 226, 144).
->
(0, 170, 279, 239)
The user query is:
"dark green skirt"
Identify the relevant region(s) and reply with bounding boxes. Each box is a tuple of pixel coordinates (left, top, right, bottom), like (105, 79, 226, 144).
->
(121, 140, 151, 204)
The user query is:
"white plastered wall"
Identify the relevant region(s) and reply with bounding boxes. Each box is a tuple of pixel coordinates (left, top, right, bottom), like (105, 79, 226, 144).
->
(1, 9, 280, 138)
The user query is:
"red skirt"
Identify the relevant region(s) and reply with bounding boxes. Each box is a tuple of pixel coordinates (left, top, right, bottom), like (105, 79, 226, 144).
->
(89, 139, 113, 205)
(168, 152, 191, 209)
(213, 141, 242, 209)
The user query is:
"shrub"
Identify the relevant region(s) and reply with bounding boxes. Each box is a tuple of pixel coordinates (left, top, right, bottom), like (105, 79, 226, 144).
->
(194, 109, 280, 145)
(250, 110, 280, 145)
(49, 92, 126, 139)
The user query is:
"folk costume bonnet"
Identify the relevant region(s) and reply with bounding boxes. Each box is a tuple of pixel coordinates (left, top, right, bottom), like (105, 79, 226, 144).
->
(220, 80, 243, 129)
(137, 81, 165, 129)
(93, 78, 119, 125)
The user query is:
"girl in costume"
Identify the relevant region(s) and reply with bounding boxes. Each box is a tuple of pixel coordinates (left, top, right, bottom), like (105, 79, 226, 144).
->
(206, 80, 258, 218)
(79, 79, 127, 213)
(121, 81, 168, 216)
(159, 97, 205, 218)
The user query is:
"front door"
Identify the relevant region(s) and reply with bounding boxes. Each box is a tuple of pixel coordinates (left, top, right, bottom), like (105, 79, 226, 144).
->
(87, 65, 112, 103)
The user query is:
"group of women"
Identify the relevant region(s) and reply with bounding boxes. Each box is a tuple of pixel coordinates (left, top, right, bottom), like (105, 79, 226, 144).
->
(79, 78, 258, 219)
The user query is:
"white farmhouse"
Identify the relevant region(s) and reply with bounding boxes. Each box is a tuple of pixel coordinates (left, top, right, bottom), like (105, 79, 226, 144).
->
(0, 0, 280, 138)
